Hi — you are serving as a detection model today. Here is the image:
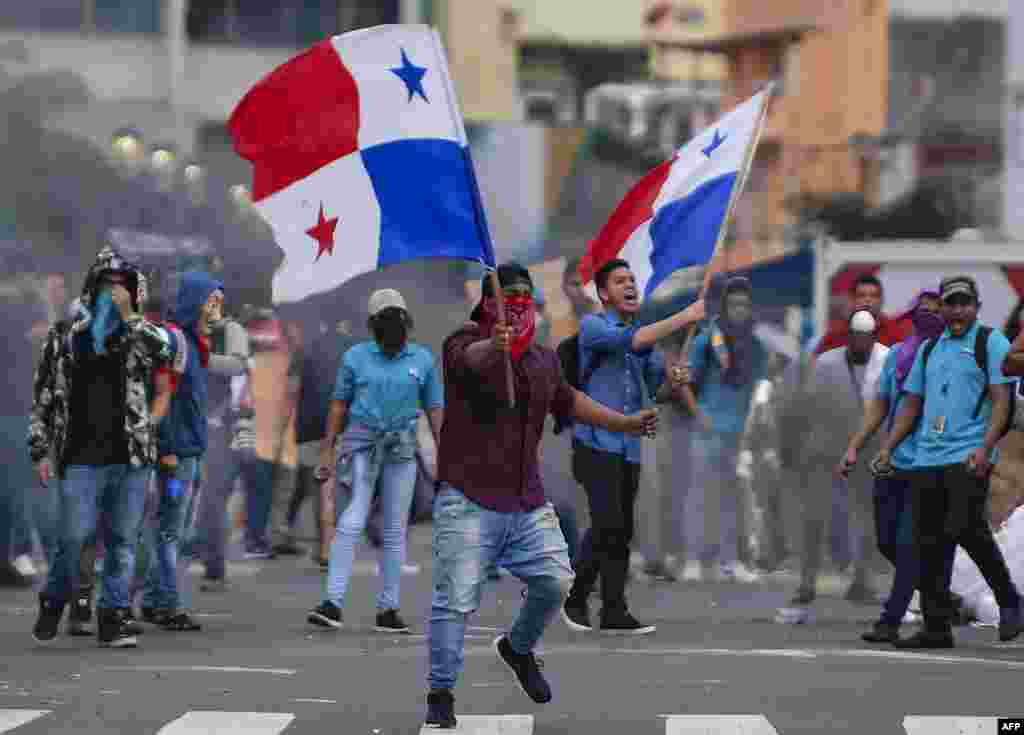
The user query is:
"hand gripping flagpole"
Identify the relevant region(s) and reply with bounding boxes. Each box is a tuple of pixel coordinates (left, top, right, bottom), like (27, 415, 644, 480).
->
(680, 83, 776, 358)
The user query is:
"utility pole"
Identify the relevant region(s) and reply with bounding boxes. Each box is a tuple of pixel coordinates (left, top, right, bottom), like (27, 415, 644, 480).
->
(165, 0, 188, 154)
(1006, 0, 1024, 239)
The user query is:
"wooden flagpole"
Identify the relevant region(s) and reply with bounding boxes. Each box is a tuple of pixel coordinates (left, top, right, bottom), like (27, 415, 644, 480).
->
(489, 268, 516, 408)
(680, 83, 777, 356)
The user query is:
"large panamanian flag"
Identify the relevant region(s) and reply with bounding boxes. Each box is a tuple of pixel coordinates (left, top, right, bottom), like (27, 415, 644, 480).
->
(579, 87, 772, 299)
(227, 25, 496, 304)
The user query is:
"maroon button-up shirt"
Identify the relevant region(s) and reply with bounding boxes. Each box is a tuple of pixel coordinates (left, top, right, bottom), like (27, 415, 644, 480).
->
(437, 324, 575, 513)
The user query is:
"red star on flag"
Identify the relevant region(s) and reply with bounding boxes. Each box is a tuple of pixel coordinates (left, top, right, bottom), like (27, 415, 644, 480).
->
(306, 203, 339, 261)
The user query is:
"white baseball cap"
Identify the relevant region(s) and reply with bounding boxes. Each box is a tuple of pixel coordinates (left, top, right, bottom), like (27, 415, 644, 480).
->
(368, 288, 407, 317)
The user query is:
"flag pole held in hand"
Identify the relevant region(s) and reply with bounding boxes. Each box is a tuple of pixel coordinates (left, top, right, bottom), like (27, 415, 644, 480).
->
(489, 269, 516, 409)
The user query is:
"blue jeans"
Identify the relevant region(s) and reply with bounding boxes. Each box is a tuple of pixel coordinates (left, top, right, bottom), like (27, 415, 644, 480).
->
(428, 485, 574, 692)
(687, 432, 742, 566)
(0, 415, 33, 563)
(43, 464, 150, 609)
(242, 455, 276, 552)
(142, 457, 200, 612)
(325, 449, 417, 610)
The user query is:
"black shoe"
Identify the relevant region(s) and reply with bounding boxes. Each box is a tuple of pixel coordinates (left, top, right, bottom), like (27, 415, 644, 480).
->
(0, 563, 32, 588)
(120, 609, 144, 637)
(643, 559, 678, 583)
(272, 542, 304, 556)
(893, 631, 954, 650)
(161, 612, 202, 632)
(424, 689, 457, 729)
(97, 608, 138, 648)
(790, 586, 816, 606)
(67, 591, 94, 637)
(561, 601, 592, 632)
(599, 610, 656, 636)
(374, 609, 411, 633)
(999, 607, 1024, 642)
(33, 596, 65, 645)
(494, 635, 552, 703)
(308, 601, 343, 629)
(861, 622, 900, 644)
(140, 607, 171, 626)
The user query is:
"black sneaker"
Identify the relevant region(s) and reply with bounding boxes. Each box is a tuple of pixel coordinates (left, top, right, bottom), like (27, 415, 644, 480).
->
(790, 586, 816, 606)
(67, 591, 94, 637)
(140, 607, 171, 626)
(375, 609, 411, 634)
(272, 541, 304, 557)
(424, 689, 457, 729)
(121, 609, 144, 637)
(561, 601, 592, 632)
(861, 622, 900, 644)
(893, 631, 954, 650)
(999, 606, 1024, 642)
(494, 635, 551, 703)
(97, 608, 138, 648)
(599, 610, 656, 636)
(308, 601, 343, 629)
(32, 596, 65, 645)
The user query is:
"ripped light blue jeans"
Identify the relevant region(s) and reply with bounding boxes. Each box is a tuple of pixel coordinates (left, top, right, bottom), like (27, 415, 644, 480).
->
(141, 457, 200, 612)
(324, 425, 418, 611)
(428, 484, 574, 692)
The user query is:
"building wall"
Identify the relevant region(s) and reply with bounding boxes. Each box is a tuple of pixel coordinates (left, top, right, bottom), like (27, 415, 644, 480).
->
(645, 0, 728, 81)
(439, 0, 520, 122)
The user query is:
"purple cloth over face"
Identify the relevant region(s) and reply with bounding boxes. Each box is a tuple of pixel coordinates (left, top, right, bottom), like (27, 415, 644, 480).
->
(894, 291, 943, 386)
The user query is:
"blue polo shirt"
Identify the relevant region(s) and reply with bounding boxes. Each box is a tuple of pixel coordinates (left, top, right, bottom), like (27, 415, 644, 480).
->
(332, 341, 443, 432)
(688, 326, 767, 436)
(573, 309, 665, 464)
(875, 343, 919, 471)
(904, 322, 1013, 468)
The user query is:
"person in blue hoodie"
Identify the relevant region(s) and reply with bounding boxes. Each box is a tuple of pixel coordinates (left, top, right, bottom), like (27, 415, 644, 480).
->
(139, 271, 224, 632)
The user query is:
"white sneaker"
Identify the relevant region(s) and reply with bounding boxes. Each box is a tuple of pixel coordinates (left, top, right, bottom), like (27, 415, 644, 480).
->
(682, 561, 703, 583)
(902, 610, 922, 625)
(401, 563, 422, 575)
(13, 555, 37, 578)
(720, 562, 759, 584)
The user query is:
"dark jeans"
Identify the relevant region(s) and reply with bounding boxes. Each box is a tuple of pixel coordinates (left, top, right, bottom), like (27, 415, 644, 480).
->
(241, 453, 276, 552)
(568, 443, 640, 616)
(913, 464, 1020, 634)
(874, 471, 935, 626)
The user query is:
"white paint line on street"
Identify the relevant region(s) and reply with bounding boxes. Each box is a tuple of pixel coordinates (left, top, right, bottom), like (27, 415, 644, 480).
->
(408, 634, 493, 642)
(156, 712, 295, 735)
(101, 666, 296, 676)
(468, 626, 502, 632)
(903, 717, 997, 735)
(613, 648, 818, 660)
(821, 648, 1024, 670)
(0, 710, 51, 733)
(417, 715, 532, 735)
(291, 698, 337, 704)
(662, 715, 779, 735)
(470, 682, 507, 688)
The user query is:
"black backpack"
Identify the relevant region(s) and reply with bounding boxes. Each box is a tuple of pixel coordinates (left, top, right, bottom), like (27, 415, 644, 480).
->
(919, 325, 1017, 438)
(552, 332, 607, 434)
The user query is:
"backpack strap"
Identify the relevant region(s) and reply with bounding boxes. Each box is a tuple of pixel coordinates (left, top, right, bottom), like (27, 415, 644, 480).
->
(972, 325, 992, 419)
(579, 349, 606, 391)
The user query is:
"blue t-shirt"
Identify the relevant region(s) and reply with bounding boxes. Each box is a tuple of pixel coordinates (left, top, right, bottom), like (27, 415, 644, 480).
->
(904, 322, 1013, 468)
(332, 341, 443, 432)
(875, 343, 919, 471)
(688, 327, 767, 436)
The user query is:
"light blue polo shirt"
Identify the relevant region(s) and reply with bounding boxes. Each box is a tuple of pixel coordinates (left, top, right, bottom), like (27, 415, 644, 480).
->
(875, 343, 919, 471)
(688, 326, 767, 436)
(904, 322, 1013, 468)
(332, 341, 443, 432)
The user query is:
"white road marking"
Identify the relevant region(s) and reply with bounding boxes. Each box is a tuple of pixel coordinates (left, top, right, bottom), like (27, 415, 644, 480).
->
(663, 715, 779, 734)
(903, 717, 997, 735)
(0, 710, 51, 733)
(418, 715, 532, 735)
(291, 699, 337, 704)
(100, 666, 296, 676)
(468, 626, 503, 632)
(156, 712, 294, 735)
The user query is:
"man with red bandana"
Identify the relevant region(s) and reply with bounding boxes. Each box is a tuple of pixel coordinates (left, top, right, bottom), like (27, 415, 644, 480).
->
(423, 263, 678, 729)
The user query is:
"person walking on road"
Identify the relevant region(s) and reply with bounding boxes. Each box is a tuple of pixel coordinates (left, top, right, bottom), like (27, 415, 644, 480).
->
(307, 289, 443, 634)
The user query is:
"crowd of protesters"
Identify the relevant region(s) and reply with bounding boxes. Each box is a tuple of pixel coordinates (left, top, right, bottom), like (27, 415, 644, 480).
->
(3, 240, 1024, 725)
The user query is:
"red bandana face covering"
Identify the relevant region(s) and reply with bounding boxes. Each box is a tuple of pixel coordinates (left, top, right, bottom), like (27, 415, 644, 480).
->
(480, 294, 536, 361)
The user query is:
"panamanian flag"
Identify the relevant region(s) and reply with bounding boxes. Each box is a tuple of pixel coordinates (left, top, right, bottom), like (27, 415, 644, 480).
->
(579, 86, 772, 299)
(227, 25, 496, 305)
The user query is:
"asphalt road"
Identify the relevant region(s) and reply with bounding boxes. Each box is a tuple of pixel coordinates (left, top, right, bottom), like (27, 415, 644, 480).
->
(2, 525, 1023, 735)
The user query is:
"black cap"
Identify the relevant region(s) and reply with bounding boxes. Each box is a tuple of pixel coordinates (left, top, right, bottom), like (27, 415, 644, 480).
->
(939, 275, 978, 302)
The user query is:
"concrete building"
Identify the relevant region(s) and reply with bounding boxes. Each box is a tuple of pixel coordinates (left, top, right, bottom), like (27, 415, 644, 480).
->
(643, 0, 728, 83)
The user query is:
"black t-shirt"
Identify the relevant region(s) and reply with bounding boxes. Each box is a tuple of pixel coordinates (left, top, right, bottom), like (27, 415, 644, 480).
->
(63, 340, 129, 467)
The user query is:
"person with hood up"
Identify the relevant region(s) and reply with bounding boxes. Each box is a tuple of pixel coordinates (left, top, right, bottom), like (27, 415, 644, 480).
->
(840, 291, 950, 642)
(29, 245, 178, 648)
(307, 289, 443, 634)
(139, 270, 224, 632)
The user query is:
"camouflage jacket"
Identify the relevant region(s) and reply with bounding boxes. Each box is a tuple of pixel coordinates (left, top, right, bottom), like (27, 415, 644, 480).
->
(28, 313, 175, 473)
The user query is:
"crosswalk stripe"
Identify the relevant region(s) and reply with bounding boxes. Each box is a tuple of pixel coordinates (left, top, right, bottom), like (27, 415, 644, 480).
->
(417, 715, 533, 735)
(903, 717, 998, 735)
(155, 712, 295, 735)
(662, 715, 779, 734)
(0, 711, 51, 733)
